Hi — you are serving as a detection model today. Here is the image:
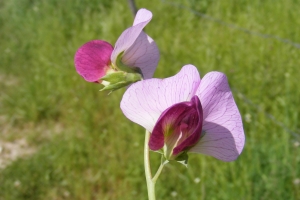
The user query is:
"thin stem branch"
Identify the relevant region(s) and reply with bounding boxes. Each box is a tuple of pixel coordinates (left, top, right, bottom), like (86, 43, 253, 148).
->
(152, 161, 166, 183)
(144, 130, 156, 200)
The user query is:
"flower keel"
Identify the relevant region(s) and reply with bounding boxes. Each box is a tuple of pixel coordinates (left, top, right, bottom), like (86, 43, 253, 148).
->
(149, 96, 203, 160)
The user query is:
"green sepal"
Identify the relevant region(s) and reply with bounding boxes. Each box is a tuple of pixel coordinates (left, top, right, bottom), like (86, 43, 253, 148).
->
(175, 151, 189, 168)
(155, 149, 164, 155)
(161, 154, 170, 166)
(115, 51, 143, 74)
(101, 71, 127, 82)
(100, 81, 131, 92)
(100, 71, 143, 92)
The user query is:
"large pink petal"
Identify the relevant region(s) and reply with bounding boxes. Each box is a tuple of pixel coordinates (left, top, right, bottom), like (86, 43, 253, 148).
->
(122, 32, 159, 79)
(74, 40, 113, 82)
(120, 65, 200, 132)
(111, 9, 152, 65)
(189, 72, 245, 161)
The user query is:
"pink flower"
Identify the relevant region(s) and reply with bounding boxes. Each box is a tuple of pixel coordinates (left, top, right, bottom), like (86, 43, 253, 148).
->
(74, 8, 159, 84)
(121, 65, 245, 162)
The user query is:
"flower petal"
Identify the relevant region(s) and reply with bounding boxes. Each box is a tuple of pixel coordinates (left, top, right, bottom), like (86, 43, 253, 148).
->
(173, 96, 203, 155)
(190, 72, 245, 161)
(122, 32, 159, 79)
(111, 9, 152, 65)
(149, 100, 193, 151)
(120, 65, 200, 132)
(133, 8, 152, 26)
(74, 40, 113, 82)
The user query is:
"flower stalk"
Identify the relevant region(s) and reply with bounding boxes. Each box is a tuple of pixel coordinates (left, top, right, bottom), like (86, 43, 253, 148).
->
(144, 130, 168, 200)
(144, 130, 156, 200)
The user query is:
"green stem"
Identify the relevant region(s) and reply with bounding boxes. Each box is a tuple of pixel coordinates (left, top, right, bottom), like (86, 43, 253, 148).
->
(152, 161, 166, 183)
(144, 130, 156, 200)
(144, 130, 167, 200)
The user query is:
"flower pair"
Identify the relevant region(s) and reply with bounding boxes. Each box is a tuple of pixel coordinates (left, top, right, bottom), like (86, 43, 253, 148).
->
(74, 9, 245, 162)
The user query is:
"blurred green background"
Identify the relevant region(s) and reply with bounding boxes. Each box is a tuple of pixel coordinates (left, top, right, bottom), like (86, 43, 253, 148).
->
(0, 0, 299, 199)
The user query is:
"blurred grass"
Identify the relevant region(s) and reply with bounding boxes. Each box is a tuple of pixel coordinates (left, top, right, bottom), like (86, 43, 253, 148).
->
(0, 0, 300, 199)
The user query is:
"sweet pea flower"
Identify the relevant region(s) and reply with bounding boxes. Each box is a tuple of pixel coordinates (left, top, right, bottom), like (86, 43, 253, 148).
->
(74, 9, 159, 90)
(121, 65, 245, 162)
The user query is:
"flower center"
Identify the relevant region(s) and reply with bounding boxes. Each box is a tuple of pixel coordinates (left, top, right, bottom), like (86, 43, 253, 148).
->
(149, 96, 203, 159)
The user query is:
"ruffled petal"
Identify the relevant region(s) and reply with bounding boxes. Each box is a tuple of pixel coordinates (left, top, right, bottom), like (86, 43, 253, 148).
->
(120, 65, 200, 132)
(74, 40, 113, 82)
(189, 72, 245, 161)
(111, 9, 152, 65)
(122, 32, 159, 79)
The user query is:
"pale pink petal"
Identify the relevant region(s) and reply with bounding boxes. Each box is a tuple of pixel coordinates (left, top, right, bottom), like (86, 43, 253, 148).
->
(74, 40, 113, 82)
(133, 9, 152, 26)
(120, 65, 200, 132)
(122, 32, 159, 79)
(189, 72, 245, 161)
(111, 9, 152, 65)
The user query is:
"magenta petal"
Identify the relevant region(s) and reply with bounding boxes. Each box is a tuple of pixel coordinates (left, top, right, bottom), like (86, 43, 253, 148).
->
(149, 96, 203, 154)
(190, 72, 245, 161)
(122, 32, 159, 79)
(74, 40, 113, 82)
(120, 65, 201, 133)
(173, 96, 203, 155)
(149, 100, 193, 151)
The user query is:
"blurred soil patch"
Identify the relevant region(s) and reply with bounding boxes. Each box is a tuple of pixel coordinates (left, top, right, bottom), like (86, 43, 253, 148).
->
(0, 138, 35, 169)
(0, 72, 66, 169)
(0, 115, 64, 169)
(0, 73, 19, 87)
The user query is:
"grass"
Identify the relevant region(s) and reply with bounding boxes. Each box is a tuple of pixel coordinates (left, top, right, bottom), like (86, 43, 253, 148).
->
(0, 0, 300, 199)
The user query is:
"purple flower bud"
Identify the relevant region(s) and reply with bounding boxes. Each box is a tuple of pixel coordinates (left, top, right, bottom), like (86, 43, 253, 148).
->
(149, 96, 203, 159)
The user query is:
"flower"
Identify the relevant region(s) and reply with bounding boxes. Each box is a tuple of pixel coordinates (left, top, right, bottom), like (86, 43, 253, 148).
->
(121, 65, 245, 162)
(74, 8, 159, 89)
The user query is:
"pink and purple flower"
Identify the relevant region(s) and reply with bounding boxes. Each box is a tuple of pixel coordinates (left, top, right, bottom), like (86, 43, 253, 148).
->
(121, 65, 245, 162)
(74, 8, 159, 84)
